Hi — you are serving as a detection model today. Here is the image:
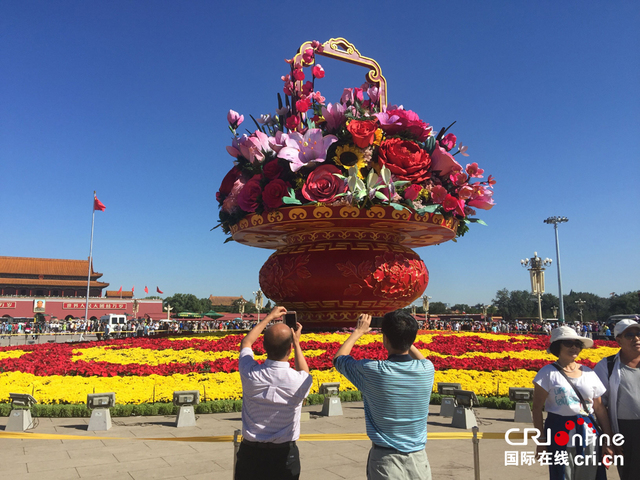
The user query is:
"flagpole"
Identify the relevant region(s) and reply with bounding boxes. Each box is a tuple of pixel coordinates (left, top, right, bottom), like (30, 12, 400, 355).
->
(84, 192, 97, 324)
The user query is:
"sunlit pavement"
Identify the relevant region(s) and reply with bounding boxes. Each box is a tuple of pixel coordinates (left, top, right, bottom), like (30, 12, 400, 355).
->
(0, 401, 621, 480)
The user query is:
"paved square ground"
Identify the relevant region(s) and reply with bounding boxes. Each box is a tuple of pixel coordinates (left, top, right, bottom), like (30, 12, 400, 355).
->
(0, 402, 621, 479)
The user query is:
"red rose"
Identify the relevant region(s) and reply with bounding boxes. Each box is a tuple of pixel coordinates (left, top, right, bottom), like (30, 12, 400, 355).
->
(378, 138, 432, 183)
(381, 109, 432, 141)
(263, 159, 283, 180)
(301, 165, 347, 203)
(347, 119, 378, 148)
(403, 184, 422, 201)
(262, 179, 289, 210)
(217, 166, 241, 202)
(237, 175, 262, 212)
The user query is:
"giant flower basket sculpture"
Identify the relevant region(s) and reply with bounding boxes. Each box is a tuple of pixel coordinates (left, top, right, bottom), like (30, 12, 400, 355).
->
(216, 38, 495, 329)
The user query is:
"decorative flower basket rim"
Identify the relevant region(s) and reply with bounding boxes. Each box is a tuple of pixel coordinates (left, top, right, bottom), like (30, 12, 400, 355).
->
(231, 204, 458, 250)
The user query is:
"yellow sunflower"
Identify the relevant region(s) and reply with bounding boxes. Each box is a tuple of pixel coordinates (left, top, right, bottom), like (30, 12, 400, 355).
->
(333, 144, 367, 178)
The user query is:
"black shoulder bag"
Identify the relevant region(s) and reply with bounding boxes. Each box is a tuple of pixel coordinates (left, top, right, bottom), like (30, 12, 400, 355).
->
(552, 362, 604, 435)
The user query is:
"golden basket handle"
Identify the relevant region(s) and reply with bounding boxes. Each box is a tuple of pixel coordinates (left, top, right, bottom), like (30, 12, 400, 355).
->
(293, 37, 388, 110)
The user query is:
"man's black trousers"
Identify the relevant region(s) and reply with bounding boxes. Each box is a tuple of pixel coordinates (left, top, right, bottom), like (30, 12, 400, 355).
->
(235, 440, 300, 480)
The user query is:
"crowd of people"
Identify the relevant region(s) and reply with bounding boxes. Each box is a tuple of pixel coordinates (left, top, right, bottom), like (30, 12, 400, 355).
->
(234, 307, 639, 480)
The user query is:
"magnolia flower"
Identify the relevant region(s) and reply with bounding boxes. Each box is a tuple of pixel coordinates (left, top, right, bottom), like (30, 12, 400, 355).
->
(277, 128, 338, 172)
(227, 110, 244, 129)
(229, 131, 273, 163)
(321, 103, 346, 132)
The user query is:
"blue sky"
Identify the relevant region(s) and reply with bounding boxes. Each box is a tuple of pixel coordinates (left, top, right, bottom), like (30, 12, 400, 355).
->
(2, 1, 638, 307)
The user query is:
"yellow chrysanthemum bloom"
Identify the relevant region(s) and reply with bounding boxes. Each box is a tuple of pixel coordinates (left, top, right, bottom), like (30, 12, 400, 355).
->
(333, 144, 367, 178)
(373, 128, 383, 146)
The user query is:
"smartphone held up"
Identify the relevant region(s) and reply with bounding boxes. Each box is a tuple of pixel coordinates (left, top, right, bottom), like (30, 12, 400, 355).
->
(284, 311, 297, 329)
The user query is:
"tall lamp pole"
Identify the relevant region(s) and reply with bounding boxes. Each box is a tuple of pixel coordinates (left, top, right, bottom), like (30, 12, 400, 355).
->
(521, 252, 552, 324)
(544, 216, 568, 322)
(575, 298, 586, 324)
(253, 290, 263, 323)
(422, 295, 431, 322)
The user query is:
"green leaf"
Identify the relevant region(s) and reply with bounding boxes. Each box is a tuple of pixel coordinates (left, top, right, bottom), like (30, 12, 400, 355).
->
(380, 166, 391, 184)
(417, 204, 439, 214)
(374, 191, 388, 201)
(282, 196, 302, 205)
(333, 173, 346, 180)
(389, 202, 407, 211)
(223, 237, 235, 244)
(468, 218, 488, 226)
(424, 136, 436, 154)
(366, 170, 379, 189)
(393, 181, 411, 188)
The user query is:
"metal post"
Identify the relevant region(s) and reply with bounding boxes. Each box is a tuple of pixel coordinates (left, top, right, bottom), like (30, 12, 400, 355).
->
(554, 224, 565, 322)
(233, 428, 241, 479)
(472, 426, 481, 480)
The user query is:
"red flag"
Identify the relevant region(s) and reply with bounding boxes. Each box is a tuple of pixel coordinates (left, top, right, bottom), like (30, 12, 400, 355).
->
(144, 286, 149, 294)
(156, 286, 163, 294)
(93, 194, 106, 212)
(132, 286, 135, 293)
(118, 286, 122, 295)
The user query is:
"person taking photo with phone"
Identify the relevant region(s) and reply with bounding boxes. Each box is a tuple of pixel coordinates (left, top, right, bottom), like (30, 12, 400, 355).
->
(235, 306, 312, 480)
(333, 310, 435, 480)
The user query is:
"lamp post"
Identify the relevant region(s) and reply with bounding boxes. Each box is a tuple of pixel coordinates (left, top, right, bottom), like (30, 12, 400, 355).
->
(575, 298, 586, 324)
(238, 298, 246, 322)
(521, 252, 552, 324)
(544, 216, 568, 322)
(253, 290, 263, 323)
(422, 295, 431, 321)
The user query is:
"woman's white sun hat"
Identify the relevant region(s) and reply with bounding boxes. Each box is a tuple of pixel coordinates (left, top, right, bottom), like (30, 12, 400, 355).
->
(547, 326, 594, 353)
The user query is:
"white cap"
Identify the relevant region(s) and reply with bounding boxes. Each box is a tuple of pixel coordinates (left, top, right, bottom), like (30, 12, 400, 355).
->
(548, 326, 594, 353)
(614, 319, 640, 338)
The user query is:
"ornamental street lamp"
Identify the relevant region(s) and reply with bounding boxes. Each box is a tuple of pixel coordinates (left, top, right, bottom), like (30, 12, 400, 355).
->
(237, 298, 246, 321)
(521, 252, 552, 323)
(575, 298, 586, 323)
(253, 290, 264, 323)
(423, 295, 431, 321)
(544, 216, 569, 322)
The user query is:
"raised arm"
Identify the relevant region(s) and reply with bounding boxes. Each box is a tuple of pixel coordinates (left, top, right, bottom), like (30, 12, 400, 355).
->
(240, 306, 287, 350)
(333, 314, 371, 360)
(291, 322, 309, 373)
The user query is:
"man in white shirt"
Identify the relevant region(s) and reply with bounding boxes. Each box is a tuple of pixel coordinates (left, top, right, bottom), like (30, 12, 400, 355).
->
(594, 319, 640, 480)
(235, 306, 313, 480)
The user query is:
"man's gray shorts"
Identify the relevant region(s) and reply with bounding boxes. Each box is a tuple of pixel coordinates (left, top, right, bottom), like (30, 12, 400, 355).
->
(367, 444, 432, 480)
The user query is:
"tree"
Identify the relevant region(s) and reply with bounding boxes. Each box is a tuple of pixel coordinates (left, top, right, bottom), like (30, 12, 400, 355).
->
(492, 289, 536, 321)
(428, 302, 449, 314)
(163, 294, 211, 314)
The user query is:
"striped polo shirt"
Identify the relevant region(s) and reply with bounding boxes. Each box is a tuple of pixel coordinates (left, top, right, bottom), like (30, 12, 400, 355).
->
(334, 354, 435, 452)
(239, 347, 313, 443)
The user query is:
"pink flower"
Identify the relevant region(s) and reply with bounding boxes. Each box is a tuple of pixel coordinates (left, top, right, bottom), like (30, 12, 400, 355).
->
(312, 91, 325, 104)
(236, 175, 262, 213)
(237, 131, 273, 163)
(312, 64, 325, 78)
(311, 40, 324, 52)
(441, 133, 456, 151)
(442, 194, 465, 216)
(487, 175, 497, 185)
(404, 184, 422, 201)
(285, 115, 300, 131)
(468, 191, 495, 210)
(277, 128, 338, 172)
(227, 110, 244, 129)
(340, 88, 364, 105)
(292, 68, 305, 81)
(430, 185, 448, 204)
(366, 86, 380, 105)
(222, 178, 246, 213)
(296, 97, 311, 113)
(321, 103, 346, 132)
(466, 162, 484, 178)
(217, 166, 242, 202)
(457, 185, 474, 200)
(302, 48, 314, 64)
(262, 179, 289, 210)
(301, 165, 347, 203)
(431, 144, 463, 177)
(375, 108, 432, 141)
(302, 81, 314, 95)
(450, 172, 468, 186)
(268, 131, 290, 153)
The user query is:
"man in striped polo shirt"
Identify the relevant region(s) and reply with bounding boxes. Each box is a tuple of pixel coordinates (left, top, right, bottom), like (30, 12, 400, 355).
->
(235, 306, 313, 480)
(334, 310, 435, 480)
